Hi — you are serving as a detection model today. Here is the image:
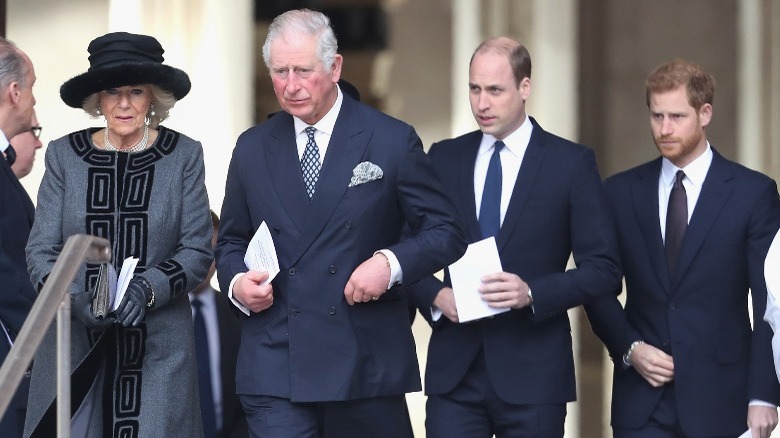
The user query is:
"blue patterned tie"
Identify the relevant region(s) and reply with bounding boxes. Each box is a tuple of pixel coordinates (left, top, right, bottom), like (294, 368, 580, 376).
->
(192, 298, 217, 438)
(301, 126, 321, 199)
(479, 141, 505, 239)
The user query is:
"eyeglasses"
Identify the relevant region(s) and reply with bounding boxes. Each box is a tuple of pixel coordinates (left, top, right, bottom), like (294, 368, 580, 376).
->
(30, 126, 42, 139)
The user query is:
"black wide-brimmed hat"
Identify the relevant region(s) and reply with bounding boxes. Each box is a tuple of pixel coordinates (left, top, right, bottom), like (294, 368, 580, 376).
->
(60, 32, 191, 108)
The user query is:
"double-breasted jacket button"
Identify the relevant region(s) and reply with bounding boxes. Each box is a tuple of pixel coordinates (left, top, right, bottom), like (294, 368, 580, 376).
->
(328, 306, 336, 315)
(273, 226, 281, 235)
(329, 265, 337, 274)
(289, 309, 299, 318)
(288, 268, 296, 276)
(345, 221, 353, 230)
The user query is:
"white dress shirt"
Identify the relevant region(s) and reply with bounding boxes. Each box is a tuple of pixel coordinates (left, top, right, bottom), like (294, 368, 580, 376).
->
(657, 144, 712, 241)
(0, 129, 10, 153)
(474, 116, 533, 224)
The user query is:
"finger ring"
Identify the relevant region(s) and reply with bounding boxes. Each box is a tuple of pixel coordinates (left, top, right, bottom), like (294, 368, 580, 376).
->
(371, 296, 378, 301)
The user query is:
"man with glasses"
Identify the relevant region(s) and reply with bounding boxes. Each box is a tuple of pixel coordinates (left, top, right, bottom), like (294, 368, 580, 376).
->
(0, 37, 37, 438)
(10, 110, 42, 179)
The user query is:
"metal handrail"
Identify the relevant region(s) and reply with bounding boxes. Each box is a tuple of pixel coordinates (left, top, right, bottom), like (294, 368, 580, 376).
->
(0, 234, 111, 437)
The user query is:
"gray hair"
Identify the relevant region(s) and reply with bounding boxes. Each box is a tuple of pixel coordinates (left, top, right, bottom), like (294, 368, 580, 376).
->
(0, 38, 29, 92)
(82, 85, 176, 128)
(262, 9, 338, 71)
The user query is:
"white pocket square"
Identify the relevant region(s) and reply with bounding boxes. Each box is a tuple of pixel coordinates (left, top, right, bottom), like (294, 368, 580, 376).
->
(348, 161, 383, 187)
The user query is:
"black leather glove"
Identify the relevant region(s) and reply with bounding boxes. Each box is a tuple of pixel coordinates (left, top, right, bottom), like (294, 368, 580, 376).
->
(72, 291, 115, 329)
(115, 277, 154, 327)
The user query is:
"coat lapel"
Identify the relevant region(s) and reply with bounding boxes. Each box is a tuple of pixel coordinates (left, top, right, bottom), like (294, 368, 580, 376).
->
(291, 98, 370, 264)
(496, 118, 546, 253)
(456, 133, 482, 243)
(631, 159, 670, 291)
(266, 115, 310, 232)
(673, 150, 732, 287)
(1, 157, 34, 225)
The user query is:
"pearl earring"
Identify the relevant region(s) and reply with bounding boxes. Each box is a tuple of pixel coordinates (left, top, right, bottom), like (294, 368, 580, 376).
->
(149, 103, 156, 117)
(96, 105, 102, 115)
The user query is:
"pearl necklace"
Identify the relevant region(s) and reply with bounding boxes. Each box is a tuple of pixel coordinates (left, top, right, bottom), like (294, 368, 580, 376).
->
(103, 124, 150, 153)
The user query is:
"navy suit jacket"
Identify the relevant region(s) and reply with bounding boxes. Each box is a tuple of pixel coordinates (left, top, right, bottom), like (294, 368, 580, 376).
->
(584, 149, 780, 436)
(215, 95, 466, 402)
(0, 155, 35, 345)
(0, 153, 35, 438)
(406, 118, 621, 404)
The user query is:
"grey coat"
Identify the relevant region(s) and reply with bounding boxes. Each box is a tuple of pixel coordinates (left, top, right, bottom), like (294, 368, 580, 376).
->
(24, 126, 213, 438)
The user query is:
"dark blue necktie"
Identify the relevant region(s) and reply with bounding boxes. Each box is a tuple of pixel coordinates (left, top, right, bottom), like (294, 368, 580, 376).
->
(479, 141, 505, 239)
(665, 170, 688, 278)
(5, 144, 16, 166)
(192, 298, 217, 438)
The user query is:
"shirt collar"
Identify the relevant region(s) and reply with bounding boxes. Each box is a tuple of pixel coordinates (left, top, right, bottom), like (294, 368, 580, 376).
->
(479, 115, 533, 157)
(0, 129, 9, 153)
(293, 85, 344, 136)
(661, 142, 713, 189)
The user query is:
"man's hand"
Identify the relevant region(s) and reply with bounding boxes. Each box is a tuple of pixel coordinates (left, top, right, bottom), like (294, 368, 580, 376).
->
(748, 405, 778, 438)
(234, 271, 274, 313)
(479, 272, 532, 309)
(433, 287, 459, 323)
(344, 254, 390, 305)
(629, 343, 674, 387)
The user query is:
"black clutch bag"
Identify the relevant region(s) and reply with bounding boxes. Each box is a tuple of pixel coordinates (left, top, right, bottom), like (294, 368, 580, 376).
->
(91, 263, 112, 319)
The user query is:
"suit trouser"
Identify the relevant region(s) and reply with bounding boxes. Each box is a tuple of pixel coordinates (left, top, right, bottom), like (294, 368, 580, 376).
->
(239, 394, 412, 438)
(0, 339, 29, 438)
(426, 350, 566, 438)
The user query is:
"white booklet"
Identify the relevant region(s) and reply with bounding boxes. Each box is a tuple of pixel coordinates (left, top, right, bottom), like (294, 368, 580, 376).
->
(449, 237, 510, 322)
(109, 256, 139, 311)
(243, 221, 280, 285)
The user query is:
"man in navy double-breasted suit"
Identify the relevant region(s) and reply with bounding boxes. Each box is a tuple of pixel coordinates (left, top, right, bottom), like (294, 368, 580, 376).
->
(405, 37, 621, 437)
(585, 59, 780, 438)
(0, 38, 38, 438)
(215, 9, 466, 438)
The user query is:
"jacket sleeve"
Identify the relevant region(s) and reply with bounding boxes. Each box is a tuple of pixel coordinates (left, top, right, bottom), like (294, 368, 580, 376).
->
(526, 148, 622, 319)
(746, 179, 780, 404)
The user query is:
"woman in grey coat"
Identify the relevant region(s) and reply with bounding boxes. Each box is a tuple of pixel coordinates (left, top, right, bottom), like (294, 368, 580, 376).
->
(24, 32, 212, 438)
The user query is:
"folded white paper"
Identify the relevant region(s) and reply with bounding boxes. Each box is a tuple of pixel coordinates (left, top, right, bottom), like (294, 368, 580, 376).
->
(449, 237, 510, 322)
(110, 256, 138, 312)
(244, 221, 280, 286)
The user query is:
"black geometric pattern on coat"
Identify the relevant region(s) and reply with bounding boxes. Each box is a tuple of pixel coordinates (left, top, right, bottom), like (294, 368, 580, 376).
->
(70, 127, 180, 437)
